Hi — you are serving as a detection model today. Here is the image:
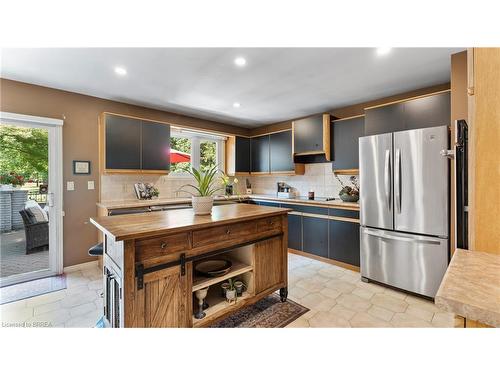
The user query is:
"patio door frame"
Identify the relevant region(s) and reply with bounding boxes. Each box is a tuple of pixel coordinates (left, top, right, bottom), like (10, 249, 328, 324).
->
(0, 112, 64, 287)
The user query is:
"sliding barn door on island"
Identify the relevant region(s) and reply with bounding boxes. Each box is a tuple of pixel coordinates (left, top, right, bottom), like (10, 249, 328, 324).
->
(131, 264, 192, 328)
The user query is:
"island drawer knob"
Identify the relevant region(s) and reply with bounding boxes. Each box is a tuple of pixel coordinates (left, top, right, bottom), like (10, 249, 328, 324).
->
(226, 229, 231, 235)
(160, 242, 167, 249)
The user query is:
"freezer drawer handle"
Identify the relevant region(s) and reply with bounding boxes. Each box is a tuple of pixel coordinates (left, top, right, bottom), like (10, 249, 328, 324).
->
(384, 149, 391, 210)
(364, 229, 442, 245)
(395, 148, 402, 213)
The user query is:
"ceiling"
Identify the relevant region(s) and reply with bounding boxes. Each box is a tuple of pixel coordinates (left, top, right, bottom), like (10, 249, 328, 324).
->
(0, 48, 463, 128)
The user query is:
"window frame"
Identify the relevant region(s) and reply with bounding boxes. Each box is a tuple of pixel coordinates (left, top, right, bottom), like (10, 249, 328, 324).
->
(169, 128, 225, 178)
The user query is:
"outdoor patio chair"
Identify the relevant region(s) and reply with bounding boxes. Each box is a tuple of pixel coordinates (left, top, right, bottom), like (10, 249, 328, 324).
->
(19, 209, 49, 254)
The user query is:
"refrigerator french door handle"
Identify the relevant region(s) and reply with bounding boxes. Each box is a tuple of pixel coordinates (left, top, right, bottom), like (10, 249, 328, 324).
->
(363, 229, 442, 245)
(395, 148, 401, 213)
(384, 150, 391, 210)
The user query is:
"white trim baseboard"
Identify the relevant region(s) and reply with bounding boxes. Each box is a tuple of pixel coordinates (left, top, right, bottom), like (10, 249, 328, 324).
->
(63, 260, 99, 273)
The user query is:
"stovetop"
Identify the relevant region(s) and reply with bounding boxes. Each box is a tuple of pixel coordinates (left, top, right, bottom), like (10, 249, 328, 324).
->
(293, 196, 341, 202)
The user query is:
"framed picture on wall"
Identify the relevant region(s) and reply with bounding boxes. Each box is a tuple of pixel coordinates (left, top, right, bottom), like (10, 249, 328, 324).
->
(73, 160, 91, 175)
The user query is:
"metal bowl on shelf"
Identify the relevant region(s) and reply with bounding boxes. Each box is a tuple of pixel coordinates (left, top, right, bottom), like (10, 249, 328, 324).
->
(194, 259, 232, 277)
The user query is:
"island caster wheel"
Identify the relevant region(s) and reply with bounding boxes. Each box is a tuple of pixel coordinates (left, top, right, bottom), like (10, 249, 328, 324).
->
(361, 277, 369, 283)
(279, 287, 288, 302)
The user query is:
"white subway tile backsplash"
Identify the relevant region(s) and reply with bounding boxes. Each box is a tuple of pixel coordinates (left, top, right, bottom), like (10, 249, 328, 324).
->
(247, 163, 357, 199)
(100, 163, 358, 201)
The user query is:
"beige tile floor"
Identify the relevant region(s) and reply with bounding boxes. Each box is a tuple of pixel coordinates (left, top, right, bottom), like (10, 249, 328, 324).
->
(0, 253, 455, 328)
(286, 253, 455, 327)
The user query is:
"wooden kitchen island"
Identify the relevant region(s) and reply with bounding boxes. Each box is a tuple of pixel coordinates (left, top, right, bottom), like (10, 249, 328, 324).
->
(90, 204, 290, 328)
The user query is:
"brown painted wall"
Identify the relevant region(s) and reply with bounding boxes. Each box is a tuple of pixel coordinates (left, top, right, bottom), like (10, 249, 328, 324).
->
(0, 78, 249, 267)
(250, 82, 451, 136)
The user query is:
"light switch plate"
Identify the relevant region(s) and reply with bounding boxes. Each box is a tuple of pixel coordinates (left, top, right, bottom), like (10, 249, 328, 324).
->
(88, 180, 95, 190)
(67, 181, 75, 191)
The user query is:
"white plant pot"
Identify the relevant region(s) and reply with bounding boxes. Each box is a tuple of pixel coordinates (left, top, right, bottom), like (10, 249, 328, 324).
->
(225, 289, 236, 302)
(191, 196, 214, 215)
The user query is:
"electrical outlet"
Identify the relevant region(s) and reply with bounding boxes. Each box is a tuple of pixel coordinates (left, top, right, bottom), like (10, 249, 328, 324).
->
(67, 181, 75, 191)
(88, 180, 95, 190)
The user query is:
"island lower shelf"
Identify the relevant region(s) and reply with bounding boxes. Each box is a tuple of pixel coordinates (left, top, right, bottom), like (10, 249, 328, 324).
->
(92, 204, 290, 328)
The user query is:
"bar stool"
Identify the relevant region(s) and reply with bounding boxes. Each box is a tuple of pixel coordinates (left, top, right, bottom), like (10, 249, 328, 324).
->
(88, 242, 103, 257)
(88, 243, 104, 298)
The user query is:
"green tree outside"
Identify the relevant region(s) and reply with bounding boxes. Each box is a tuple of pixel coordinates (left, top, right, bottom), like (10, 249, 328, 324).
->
(0, 125, 48, 184)
(170, 136, 217, 173)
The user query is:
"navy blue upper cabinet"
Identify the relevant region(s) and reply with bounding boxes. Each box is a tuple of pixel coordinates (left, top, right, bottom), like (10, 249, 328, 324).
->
(251, 135, 270, 173)
(102, 113, 170, 173)
(235, 136, 251, 173)
(225, 136, 251, 175)
(403, 92, 450, 130)
(364, 92, 451, 136)
(293, 114, 331, 161)
(104, 114, 142, 170)
(331, 116, 365, 170)
(141, 120, 171, 171)
(270, 130, 294, 172)
(365, 102, 405, 136)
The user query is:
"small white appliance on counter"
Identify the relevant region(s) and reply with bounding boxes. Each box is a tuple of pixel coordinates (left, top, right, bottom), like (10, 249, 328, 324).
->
(277, 182, 295, 198)
(359, 125, 449, 298)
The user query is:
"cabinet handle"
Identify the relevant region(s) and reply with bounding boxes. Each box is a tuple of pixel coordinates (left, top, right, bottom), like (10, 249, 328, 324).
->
(268, 220, 274, 225)
(226, 229, 231, 235)
(160, 242, 167, 249)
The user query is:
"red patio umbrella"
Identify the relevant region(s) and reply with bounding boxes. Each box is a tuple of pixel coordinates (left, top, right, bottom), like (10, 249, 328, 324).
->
(170, 149, 191, 163)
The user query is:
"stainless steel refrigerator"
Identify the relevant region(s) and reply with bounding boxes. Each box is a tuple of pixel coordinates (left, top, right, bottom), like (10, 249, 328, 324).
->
(359, 125, 449, 298)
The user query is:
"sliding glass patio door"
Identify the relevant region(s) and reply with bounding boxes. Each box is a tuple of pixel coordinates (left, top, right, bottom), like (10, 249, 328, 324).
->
(0, 112, 63, 287)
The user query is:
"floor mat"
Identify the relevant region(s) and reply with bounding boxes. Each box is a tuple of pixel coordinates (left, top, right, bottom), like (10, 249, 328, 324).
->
(0, 275, 66, 305)
(209, 293, 309, 328)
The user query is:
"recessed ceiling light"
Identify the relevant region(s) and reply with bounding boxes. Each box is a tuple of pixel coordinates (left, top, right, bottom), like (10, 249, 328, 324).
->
(234, 57, 246, 67)
(233, 102, 241, 108)
(376, 47, 392, 56)
(114, 66, 127, 76)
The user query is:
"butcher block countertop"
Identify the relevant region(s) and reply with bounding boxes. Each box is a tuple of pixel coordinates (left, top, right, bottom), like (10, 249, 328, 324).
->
(90, 204, 291, 242)
(435, 249, 500, 327)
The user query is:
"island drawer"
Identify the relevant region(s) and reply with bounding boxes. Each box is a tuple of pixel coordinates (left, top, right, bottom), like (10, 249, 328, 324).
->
(135, 233, 189, 261)
(256, 215, 282, 232)
(192, 221, 257, 248)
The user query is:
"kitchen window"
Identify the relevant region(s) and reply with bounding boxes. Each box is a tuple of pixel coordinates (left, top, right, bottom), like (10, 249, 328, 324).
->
(170, 128, 225, 175)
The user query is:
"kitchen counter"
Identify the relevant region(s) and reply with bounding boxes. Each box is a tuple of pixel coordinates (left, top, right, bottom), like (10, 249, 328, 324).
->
(249, 194, 360, 210)
(97, 194, 359, 212)
(96, 195, 246, 210)
(91, 203, 291, 241)
(435, 249, 500, 327)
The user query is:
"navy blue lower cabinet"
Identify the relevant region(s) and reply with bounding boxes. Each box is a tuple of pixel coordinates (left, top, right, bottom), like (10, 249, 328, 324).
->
(287, 213, 302, 251)
(255, 200, 281, 207)
(302, 216, 329, 258)
(329, 219, 360, 267)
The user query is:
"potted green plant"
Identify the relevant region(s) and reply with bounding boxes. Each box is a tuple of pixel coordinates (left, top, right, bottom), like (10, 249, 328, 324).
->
(335, 174, 360, 202)
(225, 278, 237, 303)
(178, 164, 222, 215)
